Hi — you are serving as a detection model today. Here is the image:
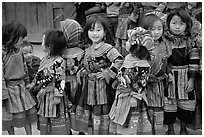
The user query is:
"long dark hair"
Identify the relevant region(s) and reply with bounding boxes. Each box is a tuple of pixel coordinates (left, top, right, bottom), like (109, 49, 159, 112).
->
(167, 8, 192, 37)
(2, 20, 27, 53)
(129, 43, 151, 61)
(43, 30, 67, 56)
(81, 15, 114, 46)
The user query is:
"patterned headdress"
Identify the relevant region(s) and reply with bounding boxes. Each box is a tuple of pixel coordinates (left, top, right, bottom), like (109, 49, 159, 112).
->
(126, 27, 155, 59)
(60, 19, 83, 48)
(127, 27, 152, 46)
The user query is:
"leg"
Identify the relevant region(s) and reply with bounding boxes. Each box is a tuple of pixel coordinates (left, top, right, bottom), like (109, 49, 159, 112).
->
(93, 117, 101, 135)
(8, 127, 15, 135)
(177, 107, 194, 135)
(164, 112, 177, 135)
(180, 121, 188, 135)
(24, 124, 32, 135)
(166, 124, 175, 135)
(39, 116, 49, 135)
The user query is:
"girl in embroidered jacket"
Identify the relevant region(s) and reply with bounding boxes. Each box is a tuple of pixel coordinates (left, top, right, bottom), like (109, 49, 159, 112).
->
(140, 13, 172, 133)
(26, 30, 70, 135)
(163, 8, 200, 135)
(109, 30, 152, 135)
(2, 20, 37, 135)
(22, 41, 41, 101)
(75, 15, 123, 134)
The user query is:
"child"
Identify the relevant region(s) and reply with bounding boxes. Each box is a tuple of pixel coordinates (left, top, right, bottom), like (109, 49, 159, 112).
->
(105, 2, 121, 43)
(21, 41, 41, 82)
(115, 2, 135, 56)
(109, 29, 152, 135)
(2, 20, 37, 135)
(22, 41, 41, 101)
(163, 8, 200, 135)
(26, 30, 70, 135)
(140, 13, 172, 133)
(75, 15, 123, 134)
(60, 18, 85, 134)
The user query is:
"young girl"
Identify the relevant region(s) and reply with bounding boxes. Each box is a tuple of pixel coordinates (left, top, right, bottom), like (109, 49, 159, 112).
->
(22, 41, 41, 101)
(187, 8, 202, 131)
(2, 20, 37, 135)
(60, 18, 85, 134)
(74, 15, 123, 134)
(22, 41, 41, 83)
(26, 30, 71, 135)
(141, 13, 172, 133)
(109, 29, 152, 135)
(163, 8, 200, 135)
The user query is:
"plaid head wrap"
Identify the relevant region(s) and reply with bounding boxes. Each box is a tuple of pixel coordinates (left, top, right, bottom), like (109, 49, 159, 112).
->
(126, 27, 155, 60)
(60, 19, 83, 48)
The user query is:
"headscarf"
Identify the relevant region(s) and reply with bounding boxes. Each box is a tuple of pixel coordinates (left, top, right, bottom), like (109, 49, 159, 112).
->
(126, 27, 155, 60)
(60, 19, 83, 48)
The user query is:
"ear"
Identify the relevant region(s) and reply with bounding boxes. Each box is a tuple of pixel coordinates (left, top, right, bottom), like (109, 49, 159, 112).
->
(104, 31, 107, 37)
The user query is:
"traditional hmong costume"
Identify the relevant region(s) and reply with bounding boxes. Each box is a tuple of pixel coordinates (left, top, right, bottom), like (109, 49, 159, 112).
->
(2, 49, 37, 130)
(187, 18, 202, 130)
(109, 54, 152, 135)
(60, 18, 83, 48)
(26, 55, 41, 102)
(75, 42, 123, 134)
(126, 27, 155, 60)
(163, 29, 200, 126)
(62, 47, 84, 131)
(60, 18, 84, 132)
(115, 2, 135, 56)
(32, 56, 71, 135)
(146, 39, 172, 129)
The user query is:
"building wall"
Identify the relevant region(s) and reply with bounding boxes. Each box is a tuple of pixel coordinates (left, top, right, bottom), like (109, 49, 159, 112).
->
(2, 2, 77, 43)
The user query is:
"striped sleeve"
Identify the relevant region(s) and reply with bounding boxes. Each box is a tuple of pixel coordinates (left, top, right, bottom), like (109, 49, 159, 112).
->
(188, 17, 202, 77)
(106, 47, 124, 78)
(188, 46, 200, 78)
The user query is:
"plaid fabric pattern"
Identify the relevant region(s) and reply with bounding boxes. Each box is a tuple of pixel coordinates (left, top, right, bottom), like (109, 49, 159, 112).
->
(60, 19, 83, 47)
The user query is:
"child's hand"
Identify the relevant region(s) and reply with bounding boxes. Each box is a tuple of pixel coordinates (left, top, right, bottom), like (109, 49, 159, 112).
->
(96, 72, 105, 79)
(185, 78, 194, 93)
(168, 73, 174, 82)
(96, 70, 110, 83)
(25, 84, 34, 92)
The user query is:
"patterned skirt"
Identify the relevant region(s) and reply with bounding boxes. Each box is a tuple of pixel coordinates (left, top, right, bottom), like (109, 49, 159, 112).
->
(71, 77, 115, 134)
(146, 81, 164, 129)
(164, 66, 196, 112)
(5, 80, 37, 128)
(109, 102, 152, 135)
(38, 99, 71, 135)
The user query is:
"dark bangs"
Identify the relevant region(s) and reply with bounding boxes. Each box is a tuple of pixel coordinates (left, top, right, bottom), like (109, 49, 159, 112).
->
(167, 8, 192, 36)
(82, 15, 114, 45)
